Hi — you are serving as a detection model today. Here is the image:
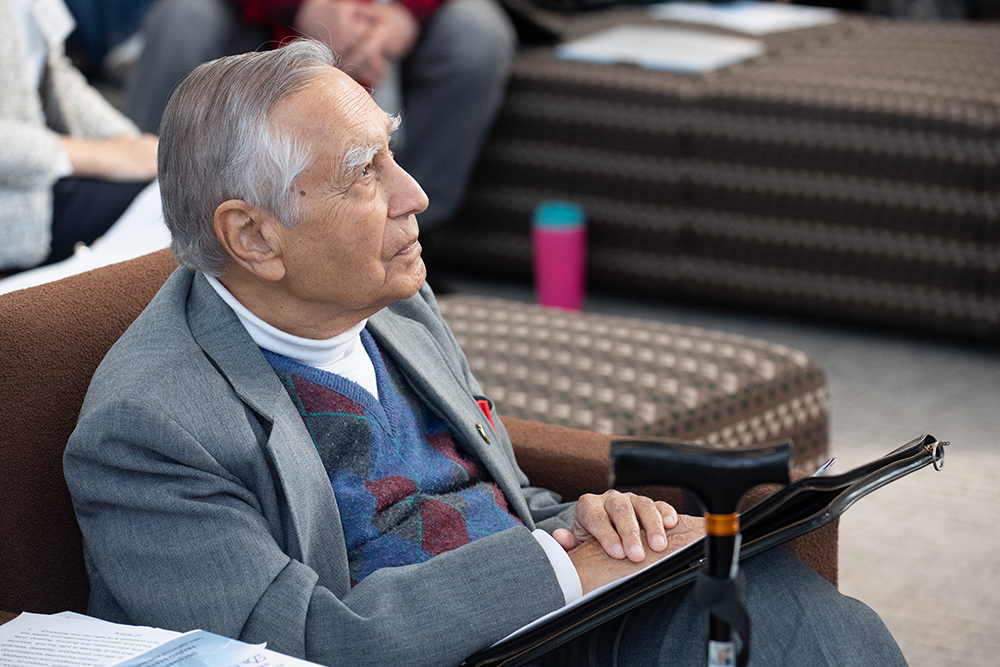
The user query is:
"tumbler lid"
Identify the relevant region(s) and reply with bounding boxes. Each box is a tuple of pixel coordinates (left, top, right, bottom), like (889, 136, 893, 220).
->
(532, 200, 585, 229)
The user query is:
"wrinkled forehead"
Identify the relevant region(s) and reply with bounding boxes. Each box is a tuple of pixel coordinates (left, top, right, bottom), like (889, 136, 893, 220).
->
(271, 69, 395, 174)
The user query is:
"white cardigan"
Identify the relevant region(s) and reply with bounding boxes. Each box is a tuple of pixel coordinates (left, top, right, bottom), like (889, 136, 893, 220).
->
(0, 0, 138, 270)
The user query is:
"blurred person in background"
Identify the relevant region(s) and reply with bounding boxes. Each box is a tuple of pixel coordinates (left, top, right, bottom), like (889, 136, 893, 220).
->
(1, 0, 157, 275)
(125, 0, 516, 232)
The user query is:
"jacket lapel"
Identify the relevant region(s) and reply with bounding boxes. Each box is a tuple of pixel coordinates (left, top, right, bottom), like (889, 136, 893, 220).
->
(368, 300, 535, 527)
(185, 272, 351, 595)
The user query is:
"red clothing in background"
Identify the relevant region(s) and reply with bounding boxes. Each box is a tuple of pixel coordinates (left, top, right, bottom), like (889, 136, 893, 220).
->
(229, 0, 448, 42)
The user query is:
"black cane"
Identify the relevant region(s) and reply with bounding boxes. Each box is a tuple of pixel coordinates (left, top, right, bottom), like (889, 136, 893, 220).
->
(611, 438, 792, 667)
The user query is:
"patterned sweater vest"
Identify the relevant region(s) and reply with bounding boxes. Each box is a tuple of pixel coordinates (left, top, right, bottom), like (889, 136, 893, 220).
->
(263, 330, 522, 587)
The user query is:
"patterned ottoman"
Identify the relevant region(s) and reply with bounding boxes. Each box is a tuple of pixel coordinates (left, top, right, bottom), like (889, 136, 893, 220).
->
(437, 294, 829, 470)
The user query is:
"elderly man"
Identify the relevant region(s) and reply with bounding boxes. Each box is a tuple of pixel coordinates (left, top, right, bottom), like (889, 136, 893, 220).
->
(64, 40, 906, 667)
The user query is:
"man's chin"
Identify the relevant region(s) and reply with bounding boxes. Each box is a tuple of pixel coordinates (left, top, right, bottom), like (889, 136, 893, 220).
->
(392, 258, 427, 302)
(412, 259, 428, 294)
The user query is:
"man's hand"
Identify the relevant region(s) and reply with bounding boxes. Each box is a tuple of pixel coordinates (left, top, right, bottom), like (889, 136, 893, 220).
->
(554, 490, 680, 562)
(61, 133, 158, 182)
(567, 516, 705, 594)
(293, 0, 419, 86)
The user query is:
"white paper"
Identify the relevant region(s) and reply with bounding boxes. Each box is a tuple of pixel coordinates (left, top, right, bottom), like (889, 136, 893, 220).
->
(113, 630, 321, 667)
(650, 1, 838, 36)
(0, 180, 170, 295)
(0, 614, 323, 667)
(556, 25, 765, 74)
(814, 457, 837, 475)
(0, 612, 181, 667)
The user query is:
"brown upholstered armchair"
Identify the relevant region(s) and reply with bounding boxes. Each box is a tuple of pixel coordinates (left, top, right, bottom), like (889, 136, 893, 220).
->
(0, 249, 836, 624)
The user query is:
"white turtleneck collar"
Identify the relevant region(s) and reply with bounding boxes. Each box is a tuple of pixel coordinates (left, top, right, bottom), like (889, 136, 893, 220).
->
(205, 274, 378, 400)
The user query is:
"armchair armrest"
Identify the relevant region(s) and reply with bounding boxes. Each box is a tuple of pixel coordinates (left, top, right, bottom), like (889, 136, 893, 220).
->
(503, 416, 838, 587)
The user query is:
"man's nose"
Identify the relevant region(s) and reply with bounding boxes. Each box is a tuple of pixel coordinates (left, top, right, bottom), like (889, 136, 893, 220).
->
(388, 161, 429, 220)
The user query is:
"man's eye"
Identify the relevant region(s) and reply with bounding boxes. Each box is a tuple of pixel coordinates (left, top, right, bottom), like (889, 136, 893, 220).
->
(360, 164, 372, 177)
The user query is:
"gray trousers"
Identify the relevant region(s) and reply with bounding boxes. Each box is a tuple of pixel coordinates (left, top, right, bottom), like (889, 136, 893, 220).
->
(126, 0, 515, 229)
(532, 549, 908, 666)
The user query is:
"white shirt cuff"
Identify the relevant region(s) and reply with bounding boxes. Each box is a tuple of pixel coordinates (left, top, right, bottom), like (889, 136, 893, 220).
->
(531, 529, 583, 606)
(53, 142, 73, 179)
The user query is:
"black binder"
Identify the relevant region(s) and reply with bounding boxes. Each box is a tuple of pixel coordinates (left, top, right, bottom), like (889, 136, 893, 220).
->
(464, 434, 948, 667)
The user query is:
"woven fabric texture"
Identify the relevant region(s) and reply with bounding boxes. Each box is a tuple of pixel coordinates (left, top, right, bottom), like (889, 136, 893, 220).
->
(437, 294, 830, 470)
(424, 11, 1000, 341)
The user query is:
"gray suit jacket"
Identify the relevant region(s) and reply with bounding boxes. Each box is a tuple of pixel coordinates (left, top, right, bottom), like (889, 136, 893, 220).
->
(65, 269, 576, 667)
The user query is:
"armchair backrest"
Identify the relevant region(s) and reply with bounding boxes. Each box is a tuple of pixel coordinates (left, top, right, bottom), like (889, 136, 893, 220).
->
(0, 250, 177, 614)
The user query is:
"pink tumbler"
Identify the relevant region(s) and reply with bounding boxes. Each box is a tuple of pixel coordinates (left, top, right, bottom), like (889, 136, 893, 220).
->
(531, 200, 587, 311)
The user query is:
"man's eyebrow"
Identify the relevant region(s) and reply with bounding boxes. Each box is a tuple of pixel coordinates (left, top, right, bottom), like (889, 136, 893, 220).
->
(340, 113, 402, 178)
(342, 142, 380, 177)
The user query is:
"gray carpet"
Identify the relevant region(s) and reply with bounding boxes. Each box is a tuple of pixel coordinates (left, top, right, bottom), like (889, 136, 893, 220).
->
(437, 273, 1000, 667)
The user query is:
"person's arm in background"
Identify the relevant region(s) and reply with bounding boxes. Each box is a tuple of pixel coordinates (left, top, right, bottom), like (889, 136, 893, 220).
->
(43, 41, 157, 182)
(1, 39, 156, 190)
(59, 134, 157, 182)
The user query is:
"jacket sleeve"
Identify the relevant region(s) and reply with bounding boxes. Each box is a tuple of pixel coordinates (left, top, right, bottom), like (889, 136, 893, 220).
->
(40, 48, 138, 139)
(0, 120, 65, 189)
(65, 395, 567, 667)
(0, 45, 135, 189)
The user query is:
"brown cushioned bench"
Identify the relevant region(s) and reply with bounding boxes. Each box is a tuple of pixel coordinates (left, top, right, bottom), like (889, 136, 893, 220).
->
(438, 294, 829, 470)
(424, 9, 1000, 341)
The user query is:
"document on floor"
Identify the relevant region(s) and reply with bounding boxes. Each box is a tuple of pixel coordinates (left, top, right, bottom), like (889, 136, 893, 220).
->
(555, 25, 765, 74)
(0, 612, 321, 667)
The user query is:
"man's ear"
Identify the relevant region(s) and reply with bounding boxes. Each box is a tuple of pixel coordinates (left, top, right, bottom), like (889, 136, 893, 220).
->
(214, 200, 286, 282)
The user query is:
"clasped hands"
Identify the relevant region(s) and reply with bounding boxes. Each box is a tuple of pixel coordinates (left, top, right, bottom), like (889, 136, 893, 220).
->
(554, 491, 705, 595)
(293, 0, 420, 86)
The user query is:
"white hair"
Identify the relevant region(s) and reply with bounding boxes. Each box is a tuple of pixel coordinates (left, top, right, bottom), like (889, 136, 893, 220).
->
(158, 39, 339, 276)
